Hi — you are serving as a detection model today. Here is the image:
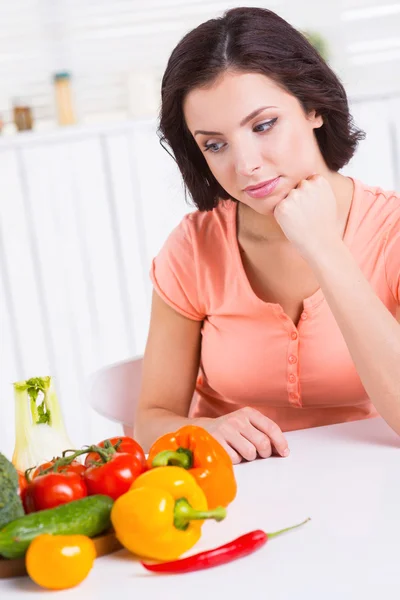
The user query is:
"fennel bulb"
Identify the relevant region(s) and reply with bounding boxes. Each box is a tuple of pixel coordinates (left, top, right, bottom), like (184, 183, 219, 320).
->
(12, 376, 75, 472)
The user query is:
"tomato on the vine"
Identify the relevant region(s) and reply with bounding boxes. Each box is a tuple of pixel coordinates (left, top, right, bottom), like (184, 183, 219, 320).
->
(24, 472, 87, 513)
(33, 459, 86, 479)
(85, 436, 146, 470)
(83, 452, 144, 500)
(26, 534, 96, 590)
(18, 470, 29, 495)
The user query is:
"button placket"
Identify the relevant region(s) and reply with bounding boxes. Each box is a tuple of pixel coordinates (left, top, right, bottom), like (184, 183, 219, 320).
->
(287, 327, 301, 406)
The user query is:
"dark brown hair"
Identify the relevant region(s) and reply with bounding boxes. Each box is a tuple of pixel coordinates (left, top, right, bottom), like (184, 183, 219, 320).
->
(158, 7, 365, 211)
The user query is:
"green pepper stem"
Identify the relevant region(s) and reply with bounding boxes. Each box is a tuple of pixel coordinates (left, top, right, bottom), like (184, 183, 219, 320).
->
(152, 448, 193, 470)
(267, 517, 311, 539)
(174, 497, 226, 531)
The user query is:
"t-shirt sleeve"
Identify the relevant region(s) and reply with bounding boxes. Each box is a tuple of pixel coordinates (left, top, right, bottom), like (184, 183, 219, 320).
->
(384, 214, 400, 306)
(150, 217, 205, 321)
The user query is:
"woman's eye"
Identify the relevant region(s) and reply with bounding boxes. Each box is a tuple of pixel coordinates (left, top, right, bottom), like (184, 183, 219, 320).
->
(204, 141, 225, 153)
(203, 117, 278, 153)
(253, 117, 278, 133)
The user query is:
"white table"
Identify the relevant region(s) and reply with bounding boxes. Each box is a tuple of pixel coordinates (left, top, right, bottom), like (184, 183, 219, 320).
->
(2, 417, 400, 599)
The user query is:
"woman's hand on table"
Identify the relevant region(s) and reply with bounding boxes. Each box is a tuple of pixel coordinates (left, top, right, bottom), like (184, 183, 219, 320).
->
(201, 407, 290, 464)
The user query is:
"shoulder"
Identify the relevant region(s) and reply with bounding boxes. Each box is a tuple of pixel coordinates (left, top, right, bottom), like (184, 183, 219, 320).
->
(177, 200, 236, 242)
(350, 178, 400, 243)
(354, 180, 400, 303)
(156, 200, 235, 260)
(161, 200, 236, 263)
(356, 179, 400, 221)
(150, 200, 236, 319)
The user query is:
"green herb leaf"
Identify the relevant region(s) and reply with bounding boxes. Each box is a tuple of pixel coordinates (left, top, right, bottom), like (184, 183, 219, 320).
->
(37, 400, 51, 425)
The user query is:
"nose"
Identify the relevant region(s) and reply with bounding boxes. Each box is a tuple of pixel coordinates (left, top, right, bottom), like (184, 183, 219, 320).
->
(233, 144, 262, 177)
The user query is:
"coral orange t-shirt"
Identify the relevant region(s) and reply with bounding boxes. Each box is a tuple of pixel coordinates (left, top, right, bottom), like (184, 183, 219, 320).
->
(150, 178, 400, 432)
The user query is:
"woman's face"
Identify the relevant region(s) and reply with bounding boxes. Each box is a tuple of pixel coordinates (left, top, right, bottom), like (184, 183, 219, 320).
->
(184, 71, 326, 215)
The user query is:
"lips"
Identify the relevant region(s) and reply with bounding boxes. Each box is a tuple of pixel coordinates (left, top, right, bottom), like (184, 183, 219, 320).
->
(243, 177, 281, 199)
(244, 177, 279, 192)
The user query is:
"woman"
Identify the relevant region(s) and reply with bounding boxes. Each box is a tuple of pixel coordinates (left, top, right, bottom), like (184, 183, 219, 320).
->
(134, 7, 400, 463)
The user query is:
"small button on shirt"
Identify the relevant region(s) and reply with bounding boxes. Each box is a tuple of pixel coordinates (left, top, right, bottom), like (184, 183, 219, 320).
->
(150, 179, 400, 432)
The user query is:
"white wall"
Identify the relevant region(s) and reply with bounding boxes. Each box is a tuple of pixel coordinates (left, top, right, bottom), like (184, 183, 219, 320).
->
(1, 0, 400, 128)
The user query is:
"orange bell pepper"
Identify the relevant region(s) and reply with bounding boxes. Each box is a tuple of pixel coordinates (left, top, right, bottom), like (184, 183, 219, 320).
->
(147, 425, 237, 509)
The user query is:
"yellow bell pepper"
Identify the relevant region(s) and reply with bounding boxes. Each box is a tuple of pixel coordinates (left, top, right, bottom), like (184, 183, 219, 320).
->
(111, 466, 226, 561)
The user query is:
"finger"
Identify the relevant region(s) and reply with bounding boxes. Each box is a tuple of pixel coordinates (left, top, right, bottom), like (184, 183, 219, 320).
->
(228, 449, 242, 466)
(245, 408, 290, 457)
(224, 428, 258, 462)
(211, 432, 242, 465)
(240, 423, 272, 459)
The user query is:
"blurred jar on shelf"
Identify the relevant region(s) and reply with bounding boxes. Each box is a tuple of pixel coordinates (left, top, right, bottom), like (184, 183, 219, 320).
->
(53, 72, 76, 126)
(13, 98, 34, 131)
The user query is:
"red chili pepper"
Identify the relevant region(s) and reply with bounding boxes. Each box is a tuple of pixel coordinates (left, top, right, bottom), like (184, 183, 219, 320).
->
(141, 518, 310, 574)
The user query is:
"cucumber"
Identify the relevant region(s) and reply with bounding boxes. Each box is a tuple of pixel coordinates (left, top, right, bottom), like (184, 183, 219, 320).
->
(0, 495, 113, 559)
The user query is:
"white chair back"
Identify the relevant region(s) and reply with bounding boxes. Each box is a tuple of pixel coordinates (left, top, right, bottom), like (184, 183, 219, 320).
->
(88, 356, 143, 438)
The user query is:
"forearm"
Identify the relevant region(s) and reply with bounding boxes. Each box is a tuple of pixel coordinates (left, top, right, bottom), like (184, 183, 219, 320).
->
(307, 239, 400, 433)
(134, 407, 212, 452)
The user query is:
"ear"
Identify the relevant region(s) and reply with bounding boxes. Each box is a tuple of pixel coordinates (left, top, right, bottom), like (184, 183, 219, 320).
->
(307, 109, 323, 129)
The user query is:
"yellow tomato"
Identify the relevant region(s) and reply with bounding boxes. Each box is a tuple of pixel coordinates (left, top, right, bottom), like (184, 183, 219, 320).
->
(26, 534, 96, 590)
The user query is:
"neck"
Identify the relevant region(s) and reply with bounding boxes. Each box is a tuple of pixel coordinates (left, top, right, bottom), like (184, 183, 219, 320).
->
(237, 170, 353, 243)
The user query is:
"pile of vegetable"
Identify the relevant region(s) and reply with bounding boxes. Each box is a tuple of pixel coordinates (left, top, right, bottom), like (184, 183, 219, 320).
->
(0, 375, 310, 591)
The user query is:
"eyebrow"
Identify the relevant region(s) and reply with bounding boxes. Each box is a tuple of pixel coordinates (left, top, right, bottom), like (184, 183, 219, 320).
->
(193, 105, 278, 137)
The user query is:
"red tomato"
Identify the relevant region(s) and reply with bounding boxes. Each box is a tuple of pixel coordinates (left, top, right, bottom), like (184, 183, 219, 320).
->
(83, 453, 143, 500)
(18, 470, 29, 495)
(33, 459, 86, 479)
(85, 436, 146, 470)
(24, 472, 88, 513)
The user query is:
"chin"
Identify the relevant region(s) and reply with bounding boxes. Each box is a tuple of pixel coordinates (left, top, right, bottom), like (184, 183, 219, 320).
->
(240, 193, 284, 216)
